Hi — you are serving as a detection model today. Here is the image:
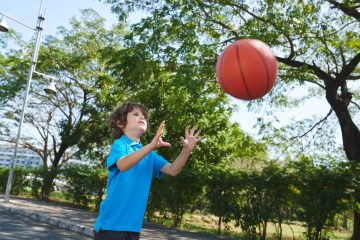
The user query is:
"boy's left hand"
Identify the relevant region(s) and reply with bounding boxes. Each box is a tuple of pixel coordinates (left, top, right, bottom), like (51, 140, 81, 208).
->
(181, 126, 203, 152)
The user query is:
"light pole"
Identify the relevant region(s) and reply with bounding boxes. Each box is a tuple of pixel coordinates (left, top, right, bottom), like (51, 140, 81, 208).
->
(1, 0, 57, 202)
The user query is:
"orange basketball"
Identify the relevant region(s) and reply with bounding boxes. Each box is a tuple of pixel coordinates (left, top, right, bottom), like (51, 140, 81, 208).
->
(216, 39, 278, 100)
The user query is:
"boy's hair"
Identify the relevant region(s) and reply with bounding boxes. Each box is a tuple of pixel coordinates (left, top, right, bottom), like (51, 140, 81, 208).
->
(109, 101, 148, 140)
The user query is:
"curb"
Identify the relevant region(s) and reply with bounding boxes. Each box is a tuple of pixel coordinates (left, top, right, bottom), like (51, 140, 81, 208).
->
(0, 202, 93, 237)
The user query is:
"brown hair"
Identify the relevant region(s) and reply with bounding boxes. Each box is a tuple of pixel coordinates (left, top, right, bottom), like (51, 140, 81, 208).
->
(109, 101, 148, 140)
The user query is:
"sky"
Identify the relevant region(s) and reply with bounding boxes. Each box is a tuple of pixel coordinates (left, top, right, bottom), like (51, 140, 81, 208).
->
(0, 0, 339, 141)
(0, 0, 118, 37)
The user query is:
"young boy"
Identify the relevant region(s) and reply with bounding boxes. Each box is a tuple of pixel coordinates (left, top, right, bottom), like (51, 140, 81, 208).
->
(94, 101, 202, 240)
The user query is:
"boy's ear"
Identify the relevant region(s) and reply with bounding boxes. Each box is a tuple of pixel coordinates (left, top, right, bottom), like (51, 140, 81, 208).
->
(116, 120, 124, 129)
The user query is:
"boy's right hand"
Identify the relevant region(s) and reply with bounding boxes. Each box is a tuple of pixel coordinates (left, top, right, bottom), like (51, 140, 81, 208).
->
(150, 121, 172, 150)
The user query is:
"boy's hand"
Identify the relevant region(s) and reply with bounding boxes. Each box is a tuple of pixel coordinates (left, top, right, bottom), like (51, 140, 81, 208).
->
(181, 126, 203, 152)
(150, 121, 172, 150)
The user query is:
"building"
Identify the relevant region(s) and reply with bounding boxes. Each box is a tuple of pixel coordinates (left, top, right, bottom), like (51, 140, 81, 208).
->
(0, 145, 43, 169)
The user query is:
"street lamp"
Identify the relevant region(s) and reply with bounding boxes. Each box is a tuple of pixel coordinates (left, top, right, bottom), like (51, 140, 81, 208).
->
(0, 15, 9, 32)
(34, 71, 58, 94)
(1, 0, 58, 202)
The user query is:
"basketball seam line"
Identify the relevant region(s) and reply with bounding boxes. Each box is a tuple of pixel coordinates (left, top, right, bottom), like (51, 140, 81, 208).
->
(248, 44, 271, 94)
(235, 43, 253, 99)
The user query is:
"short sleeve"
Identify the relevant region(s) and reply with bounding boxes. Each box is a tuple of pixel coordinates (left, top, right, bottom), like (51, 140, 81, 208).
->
(150, 151, 169, 179)
(107, 139, 128, 171)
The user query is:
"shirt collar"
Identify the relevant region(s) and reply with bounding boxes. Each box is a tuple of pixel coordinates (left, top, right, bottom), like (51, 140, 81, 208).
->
(120, 134, 143, 148)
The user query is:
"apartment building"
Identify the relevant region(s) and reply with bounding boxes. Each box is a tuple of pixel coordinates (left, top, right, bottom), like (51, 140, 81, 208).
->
(0, 145, 43, 168)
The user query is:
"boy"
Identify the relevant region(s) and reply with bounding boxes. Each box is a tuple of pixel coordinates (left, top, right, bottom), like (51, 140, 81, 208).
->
(94, 101, 202, 240)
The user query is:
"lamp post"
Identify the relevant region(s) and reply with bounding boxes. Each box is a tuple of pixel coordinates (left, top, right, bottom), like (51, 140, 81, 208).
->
(1, 0, 57, 202)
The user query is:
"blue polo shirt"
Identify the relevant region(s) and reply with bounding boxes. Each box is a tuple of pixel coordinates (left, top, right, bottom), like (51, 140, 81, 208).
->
(94, 135, 168, 233)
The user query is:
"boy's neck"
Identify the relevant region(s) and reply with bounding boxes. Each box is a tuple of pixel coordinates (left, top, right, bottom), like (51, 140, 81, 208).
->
(124, 131, 142, 143)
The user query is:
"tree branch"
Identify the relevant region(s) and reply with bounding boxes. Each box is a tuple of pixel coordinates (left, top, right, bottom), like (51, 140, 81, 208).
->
(289, 109, 333, 141)
(326, 0, 360, 21)
(348, 75, 360, 80)
(351, 100, 360, 110)
(196, 0, 240, 38)
(277, 109, 334, 159)
(276, 56, 333, 83)
(336, 52, 360, 83)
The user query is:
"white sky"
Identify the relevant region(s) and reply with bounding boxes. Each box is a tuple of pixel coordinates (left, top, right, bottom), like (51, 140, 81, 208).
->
(0, 0, 346, 143)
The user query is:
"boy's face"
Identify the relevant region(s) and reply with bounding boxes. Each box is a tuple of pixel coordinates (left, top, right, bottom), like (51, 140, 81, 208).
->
(123, 107, 148, 134)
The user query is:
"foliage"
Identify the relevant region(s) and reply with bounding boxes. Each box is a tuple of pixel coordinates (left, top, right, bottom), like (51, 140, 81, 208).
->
(102, 1, 360, 237)
(262, 162, 296, 240)
(61, 163, 107, 209)
(0, 30, 27, 106)
(149, 168, 205, 227)
(100, 2, 266, 228)
(205, 165, 241, 235)
(1, 9, 125, 201)
(1, 1, 359, 237)
(0, 167, 30, 195)
(291, 157, 353, 240)
(28, 166, 57, 201)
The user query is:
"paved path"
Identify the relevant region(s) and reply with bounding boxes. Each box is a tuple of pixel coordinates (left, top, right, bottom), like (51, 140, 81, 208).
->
(0, 208, 92, 240)
(0, 195, 230, 239)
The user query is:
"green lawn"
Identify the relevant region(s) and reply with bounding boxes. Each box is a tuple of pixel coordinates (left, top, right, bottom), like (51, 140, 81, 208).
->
(154, 212, 353, 240)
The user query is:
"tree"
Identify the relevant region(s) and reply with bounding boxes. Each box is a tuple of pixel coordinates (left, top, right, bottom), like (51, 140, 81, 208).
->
(260, 161, 295, 240)
(101, 1, 360, 237)
(0, 30, 26, 106)
(1, 9, 125, 201)
(61, 163, 107, 209)
(291, 156, 352, 240)
(206, 165, 241, 235)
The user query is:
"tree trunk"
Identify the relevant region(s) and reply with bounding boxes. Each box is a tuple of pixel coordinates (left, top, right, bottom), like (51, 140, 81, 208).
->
(218, 215, 222, 235)
(275, 221, 283, 240)
(342, 214, 348, 229)
(95, 179, 105, 212)
(326, 82, 360, 239)
(351, 211, 360, 240)
(173, 211, 183, 227)
(326, 86, 360, 161)
(261, 221, 267, 240)
(40, 166, 58, 202)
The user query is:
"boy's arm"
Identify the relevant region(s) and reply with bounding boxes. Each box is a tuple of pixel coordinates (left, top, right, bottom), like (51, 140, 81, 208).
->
(116, 144, 155, 171)
(161, 126, 202, 176)
(116, 121, 171, 172)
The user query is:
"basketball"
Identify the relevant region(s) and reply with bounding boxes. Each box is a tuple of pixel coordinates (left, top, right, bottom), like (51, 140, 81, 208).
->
(216, 39, 278, 100)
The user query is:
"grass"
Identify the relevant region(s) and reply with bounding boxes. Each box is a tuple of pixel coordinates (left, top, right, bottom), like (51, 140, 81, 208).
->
(149, 212, 352, 240)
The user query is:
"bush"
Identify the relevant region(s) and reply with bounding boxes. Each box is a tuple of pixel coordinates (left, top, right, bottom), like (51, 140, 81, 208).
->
(0, 167, 31, 195)
(61, 163, 107, 209)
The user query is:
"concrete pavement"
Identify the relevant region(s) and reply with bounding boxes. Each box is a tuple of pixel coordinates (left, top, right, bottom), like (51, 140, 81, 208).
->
(0, 207, 92, 239)
(0, 195, 230, 239)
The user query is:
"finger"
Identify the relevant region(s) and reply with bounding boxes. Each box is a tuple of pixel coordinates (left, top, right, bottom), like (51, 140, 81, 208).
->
(196, 136, 204, 142)
(180, 136, 185, 144)
(156, 128, 163, 137)
(163, 142, 172, 147)
(190, 126, 197, 136)
(194, 129, 201, 138)
(185, 127, 189, 138)
(157, 121, 165, 134)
